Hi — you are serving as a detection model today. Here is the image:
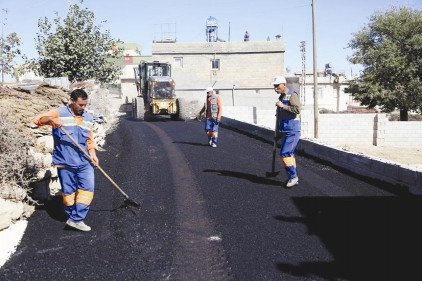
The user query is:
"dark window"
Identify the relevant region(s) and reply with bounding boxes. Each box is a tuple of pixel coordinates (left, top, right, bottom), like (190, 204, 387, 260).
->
(211, 59, 220, 70)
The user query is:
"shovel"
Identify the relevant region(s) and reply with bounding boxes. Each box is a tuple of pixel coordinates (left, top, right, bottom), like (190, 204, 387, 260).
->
(60, 127, 140, 207)
(266, 110, 280, 177)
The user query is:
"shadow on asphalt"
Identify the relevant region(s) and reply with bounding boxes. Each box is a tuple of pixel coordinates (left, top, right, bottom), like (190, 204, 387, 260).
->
(173, 141, 210, 147)
(274, 195, 422, 280)
(35, 196, 67, 222)
(203, 169, 281, 186)
(89, 200, 140, 216)
(35, 195, 139, 222)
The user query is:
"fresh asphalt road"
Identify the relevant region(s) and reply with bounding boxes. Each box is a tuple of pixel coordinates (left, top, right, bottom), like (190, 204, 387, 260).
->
(1, 114, 422, 281)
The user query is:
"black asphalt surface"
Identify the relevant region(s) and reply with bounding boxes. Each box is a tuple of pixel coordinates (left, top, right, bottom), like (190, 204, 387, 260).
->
(1, 112, 422, 281)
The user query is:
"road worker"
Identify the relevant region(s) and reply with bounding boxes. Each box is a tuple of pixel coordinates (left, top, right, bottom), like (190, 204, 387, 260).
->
(198, 86, 223, 147)
(33, 88, 98, 231)
(273, 76, 301, 187)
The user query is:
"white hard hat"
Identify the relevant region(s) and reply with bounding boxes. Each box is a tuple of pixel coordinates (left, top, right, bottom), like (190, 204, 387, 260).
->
(206, 86, 214, 93)
(272, 76, 286, 85)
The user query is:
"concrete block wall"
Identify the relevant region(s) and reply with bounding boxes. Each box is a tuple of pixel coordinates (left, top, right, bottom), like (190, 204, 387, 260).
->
(382, 119, 422, 148)
(223, 106, 422, 149)
(223, 106, 275, 130)
(317, 114, 377, 145)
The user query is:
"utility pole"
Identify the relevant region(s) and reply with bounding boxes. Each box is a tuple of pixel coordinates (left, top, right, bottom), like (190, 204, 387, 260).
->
(1, 8, 8, 84)
(312, 0, 319, 139)
(228, 22, 230, 42)
(300, 41, 306, 105)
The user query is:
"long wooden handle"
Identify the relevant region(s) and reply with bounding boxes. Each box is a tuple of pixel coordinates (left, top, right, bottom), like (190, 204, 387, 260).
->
(271, 110, 279, 172)
(59, 127, 129, 199)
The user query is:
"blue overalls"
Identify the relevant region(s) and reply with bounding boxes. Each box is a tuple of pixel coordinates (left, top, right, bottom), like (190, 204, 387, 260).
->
(52, 106, 95, 223)
(278, 90, 301, 179)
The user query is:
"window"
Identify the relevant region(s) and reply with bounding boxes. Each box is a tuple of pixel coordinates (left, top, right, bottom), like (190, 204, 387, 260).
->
(174, 57, 183, 68)
(211, 59, 220, 70)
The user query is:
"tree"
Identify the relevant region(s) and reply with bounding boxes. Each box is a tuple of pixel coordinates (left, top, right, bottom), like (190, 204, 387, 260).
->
(0, 32, 25, 83)
(346, 7, 422, 121)
(32, 2, 122, 83)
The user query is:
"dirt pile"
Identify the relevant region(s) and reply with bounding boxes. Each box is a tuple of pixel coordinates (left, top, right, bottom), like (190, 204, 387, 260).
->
(0, 83, 70, 137)
(0, 81, 123, 230)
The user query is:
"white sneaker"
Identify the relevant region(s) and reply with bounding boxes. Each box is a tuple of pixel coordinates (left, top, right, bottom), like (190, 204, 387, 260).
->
(209, 139, 213, 146)
(66, 219, 91, 232)
(285, 177, 299, 187)
(211, 143, 217, 148)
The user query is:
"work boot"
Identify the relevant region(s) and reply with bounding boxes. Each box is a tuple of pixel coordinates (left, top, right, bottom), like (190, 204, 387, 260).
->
(66, 219, 91, 232)
(285, 177, 299, 188)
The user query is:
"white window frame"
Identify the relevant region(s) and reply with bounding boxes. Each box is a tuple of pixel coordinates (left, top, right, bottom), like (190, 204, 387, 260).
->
(174, 57, 183, 68)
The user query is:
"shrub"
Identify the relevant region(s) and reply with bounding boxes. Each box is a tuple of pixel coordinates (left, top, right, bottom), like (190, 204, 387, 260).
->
(0, 109, 40, 201)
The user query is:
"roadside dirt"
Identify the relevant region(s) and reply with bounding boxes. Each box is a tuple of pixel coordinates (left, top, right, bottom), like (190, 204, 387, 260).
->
(334, 143, 422, 171)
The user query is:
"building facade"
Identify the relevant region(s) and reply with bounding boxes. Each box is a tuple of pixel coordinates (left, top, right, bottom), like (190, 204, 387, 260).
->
(151, 41, 285, 90)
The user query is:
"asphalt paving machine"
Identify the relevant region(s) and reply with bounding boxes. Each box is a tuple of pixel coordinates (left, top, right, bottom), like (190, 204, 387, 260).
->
(133, 61, 186, 120)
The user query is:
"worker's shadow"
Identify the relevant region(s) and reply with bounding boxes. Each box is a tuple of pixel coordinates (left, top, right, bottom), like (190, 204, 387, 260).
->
(203, 169, 280, 186)
(36, 196, 67, 222)
(173, 141, 210, 147)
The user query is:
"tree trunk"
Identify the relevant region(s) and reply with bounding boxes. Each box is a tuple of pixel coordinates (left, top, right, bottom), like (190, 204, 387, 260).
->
(400, 109, 408, 121)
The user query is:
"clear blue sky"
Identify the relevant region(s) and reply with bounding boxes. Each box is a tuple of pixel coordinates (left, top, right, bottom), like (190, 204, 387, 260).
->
(1, 0, 421, 78)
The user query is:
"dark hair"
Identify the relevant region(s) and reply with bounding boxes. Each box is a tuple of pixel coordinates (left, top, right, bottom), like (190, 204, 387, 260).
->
(70, 88, 88, 101)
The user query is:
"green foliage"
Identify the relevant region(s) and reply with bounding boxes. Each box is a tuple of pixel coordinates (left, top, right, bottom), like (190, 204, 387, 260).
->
(0, 32, 26, 82)
(32, 2, 123, 83)
(346, 7, 422, 120)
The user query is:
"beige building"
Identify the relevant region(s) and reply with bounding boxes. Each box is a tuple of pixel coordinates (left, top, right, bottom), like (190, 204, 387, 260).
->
(295, 73, 354, 112)
(151, 41, 285, 90)
(119, 41, 360, 113)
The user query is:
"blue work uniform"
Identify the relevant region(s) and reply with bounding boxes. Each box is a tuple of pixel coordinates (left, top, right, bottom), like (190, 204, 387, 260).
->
(52, 106, 96, 223)
(277, 90, 301, 179)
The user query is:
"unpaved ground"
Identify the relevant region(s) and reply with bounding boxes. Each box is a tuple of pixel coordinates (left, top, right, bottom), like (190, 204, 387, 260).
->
(334, 143, 422, 171)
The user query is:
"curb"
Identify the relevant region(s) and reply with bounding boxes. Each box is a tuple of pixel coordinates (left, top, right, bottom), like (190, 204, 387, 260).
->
(221, 117, 422, 195)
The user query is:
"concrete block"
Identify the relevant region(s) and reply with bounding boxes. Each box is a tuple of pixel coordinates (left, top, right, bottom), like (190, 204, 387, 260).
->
(398, 167, 418, 186)
(222, 116, 421, 194)
(383, 162, 400, 181)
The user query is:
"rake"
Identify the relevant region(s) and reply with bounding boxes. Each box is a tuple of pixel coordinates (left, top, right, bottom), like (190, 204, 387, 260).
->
(60, 127, 140, 207)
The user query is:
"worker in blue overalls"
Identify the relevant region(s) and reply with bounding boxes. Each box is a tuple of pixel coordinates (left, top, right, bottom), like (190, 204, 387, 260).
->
(34, 89, 98, 231)
(273, 76, 301, 187)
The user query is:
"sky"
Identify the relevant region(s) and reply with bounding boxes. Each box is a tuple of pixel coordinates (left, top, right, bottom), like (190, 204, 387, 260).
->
(1, 0, 421, 79)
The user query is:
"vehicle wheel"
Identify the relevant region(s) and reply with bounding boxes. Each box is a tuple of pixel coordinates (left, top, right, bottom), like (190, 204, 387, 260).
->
(176, 98, 187, 121)
(136, 97, 146, 120)
(170, 113, 178, 120)
(131, 98, 136, 120)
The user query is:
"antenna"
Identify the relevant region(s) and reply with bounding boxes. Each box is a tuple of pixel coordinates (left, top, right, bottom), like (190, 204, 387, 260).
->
(228, 22, 230, 42)
(153, 23, 177, 43)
